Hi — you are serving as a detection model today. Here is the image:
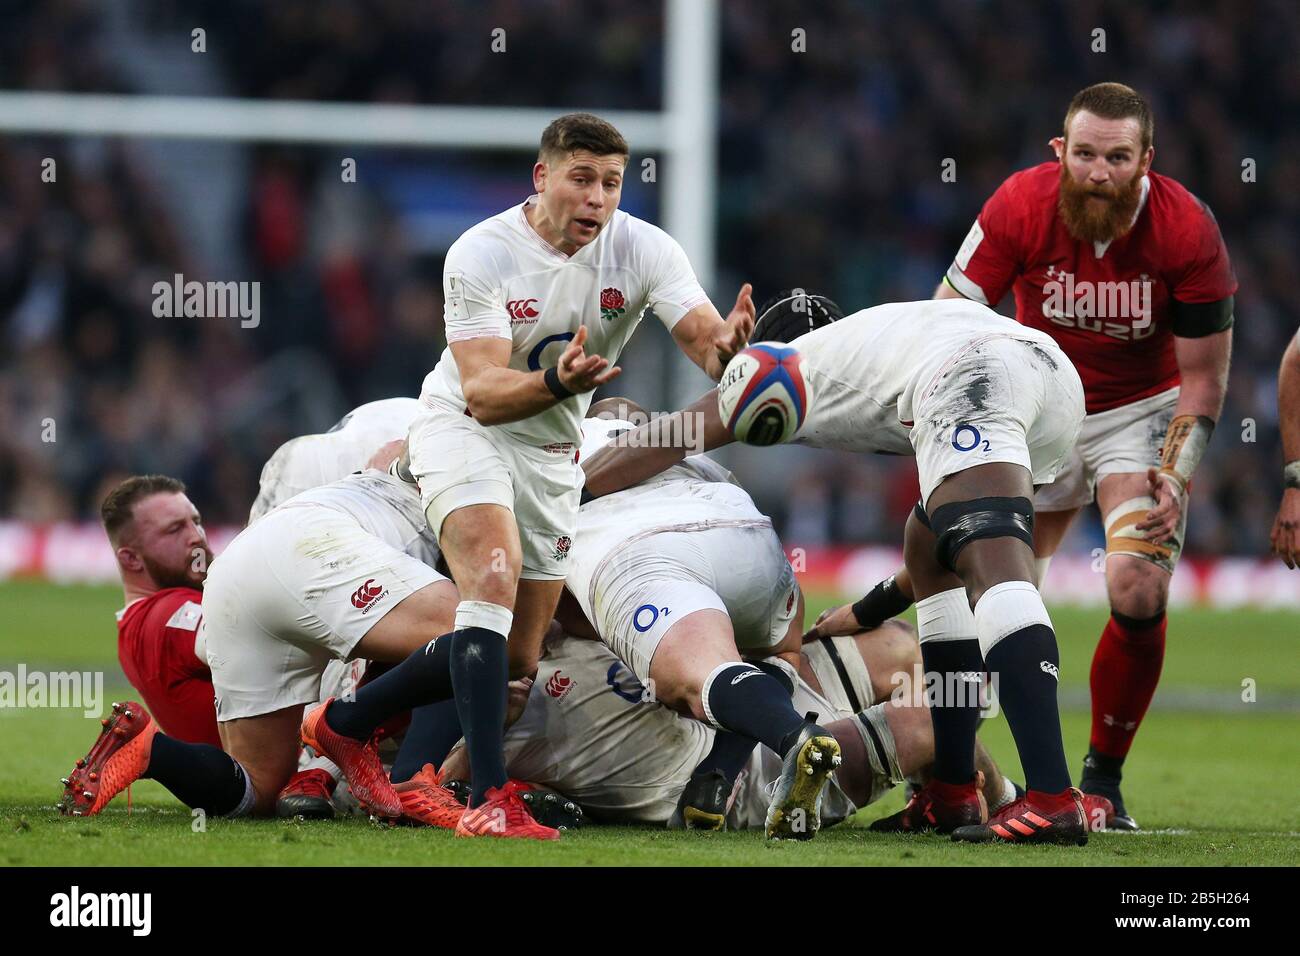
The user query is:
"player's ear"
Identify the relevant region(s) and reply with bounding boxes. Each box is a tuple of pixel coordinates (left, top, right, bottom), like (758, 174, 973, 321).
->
(1140, 146, 1154, 175)
(532, 160, 549, 193)
(1048, 136, 1065, 161)
(116, 546, 144, 574)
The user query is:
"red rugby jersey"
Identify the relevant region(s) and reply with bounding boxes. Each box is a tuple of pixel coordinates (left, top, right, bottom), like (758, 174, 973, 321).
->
(116, 587, 221, 747)
(945, 162, 1236, 413)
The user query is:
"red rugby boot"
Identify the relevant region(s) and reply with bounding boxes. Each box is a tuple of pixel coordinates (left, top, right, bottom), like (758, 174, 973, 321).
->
(301, 699, 401, 817)
(395, 764, 464, 830)
(951, 787, 1088, 845)
(59, 701, 158, 817)
(276, 768, 338, 820)
(455, 780, 560, 840)
(869, 776, 988, 834)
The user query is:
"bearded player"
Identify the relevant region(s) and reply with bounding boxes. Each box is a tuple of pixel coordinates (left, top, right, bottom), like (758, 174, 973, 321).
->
(1270, 328, 1300, 568)
(346, 113, 754, 838)
(934, 82, 1235, 829)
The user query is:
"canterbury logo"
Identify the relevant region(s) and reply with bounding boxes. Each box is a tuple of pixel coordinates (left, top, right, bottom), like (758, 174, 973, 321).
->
(545, 672, 573, 699)
(506, 298, 539, 320)
(350, 579, 384, 610)
(730, 669, 760, 686)
(1040, 661, 1059, 679)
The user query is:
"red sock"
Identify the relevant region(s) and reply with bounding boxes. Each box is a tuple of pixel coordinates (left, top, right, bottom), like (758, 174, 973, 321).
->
(1089, 611, 1167, 758)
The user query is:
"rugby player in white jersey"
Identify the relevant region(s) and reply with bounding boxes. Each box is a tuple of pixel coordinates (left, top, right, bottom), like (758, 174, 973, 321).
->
(438, 626, 1018, 831)
(567, 407, 842, 839)
(324, 113, 755, 839)
(584, 292, 1099, 845)
(61, 465, 462, 822)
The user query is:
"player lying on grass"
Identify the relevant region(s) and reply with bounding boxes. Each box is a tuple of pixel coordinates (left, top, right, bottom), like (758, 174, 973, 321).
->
(60, 463, 466, 825)
(583, 292, 1096, 844)
(568, 404, 840, 839)
(437, 623, 1017, 830)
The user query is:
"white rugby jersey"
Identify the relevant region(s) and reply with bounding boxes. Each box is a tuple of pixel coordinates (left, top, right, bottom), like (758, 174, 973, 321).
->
(249, 397, 422, 522)
(791, 297, 1062, 454)
(422, 197, 709, 445)
(275, 470, 439, 567)
(503, 631, 856, 827)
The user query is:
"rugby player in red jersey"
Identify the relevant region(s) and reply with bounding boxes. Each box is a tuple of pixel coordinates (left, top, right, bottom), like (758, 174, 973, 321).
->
(931, 82, 1236, 829)
(106, 475, 219, 747)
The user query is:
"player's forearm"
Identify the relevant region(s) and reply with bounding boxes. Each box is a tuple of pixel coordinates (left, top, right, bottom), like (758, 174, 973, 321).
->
(1173, 330, 1231, 422)
(1278, 336, 1300, 463)
(934, 278, 966, 300)
(582, 422, 689, 496)
(462, 367, 561, 426)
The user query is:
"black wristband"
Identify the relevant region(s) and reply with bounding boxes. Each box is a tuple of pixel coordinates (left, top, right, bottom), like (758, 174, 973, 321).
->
(580, 486, 596, 506)
(850, 575, 912, 629)
(544, 366, 574, 400)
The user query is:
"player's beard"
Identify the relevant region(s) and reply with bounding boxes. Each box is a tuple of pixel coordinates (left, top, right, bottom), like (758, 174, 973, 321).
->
(143, 547, 211, 591)
(1057, 165, 1144, 245)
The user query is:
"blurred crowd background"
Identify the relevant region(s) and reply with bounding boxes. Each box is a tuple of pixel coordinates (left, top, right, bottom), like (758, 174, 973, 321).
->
(1, 0, 1296, 557)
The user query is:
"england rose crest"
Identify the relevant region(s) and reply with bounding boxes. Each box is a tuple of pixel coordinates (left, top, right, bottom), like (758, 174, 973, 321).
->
(552, 535, 572, 561)
(600, 287, 626, 321)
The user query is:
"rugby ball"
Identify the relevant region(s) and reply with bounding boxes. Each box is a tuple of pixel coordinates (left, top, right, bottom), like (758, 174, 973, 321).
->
(716, 342, 813, 446)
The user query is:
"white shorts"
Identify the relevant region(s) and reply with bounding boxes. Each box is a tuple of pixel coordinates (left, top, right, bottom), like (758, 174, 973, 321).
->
(1034, 386, 1180, 512)
(589, 522, 799, 682)
(204, 505, 444, 721)
(911, 336, 1085, 506)
(408, 402, 580, 580)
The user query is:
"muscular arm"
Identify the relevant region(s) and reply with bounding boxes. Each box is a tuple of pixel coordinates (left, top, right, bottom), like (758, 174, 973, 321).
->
(670, 285, 755, 381)
(1172, 328, 1232, 423)
(581, 390, 733, 497)
(453, 326, 618, 426)
(452, 337, 560, 426)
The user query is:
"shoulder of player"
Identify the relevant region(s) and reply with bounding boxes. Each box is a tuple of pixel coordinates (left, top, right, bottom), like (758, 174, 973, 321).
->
(994, 162, 1059, 205)
(443, 207, 529, 274)
(1146, 171, 1222, 233)
(125, 588, 203, 631)
(609, 210, 680, 257)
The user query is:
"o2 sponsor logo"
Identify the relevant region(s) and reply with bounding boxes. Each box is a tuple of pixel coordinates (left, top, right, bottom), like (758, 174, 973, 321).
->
(632, 604, 670, 632)
(606, 662, 648, 704)
(951, 424, 990, 453)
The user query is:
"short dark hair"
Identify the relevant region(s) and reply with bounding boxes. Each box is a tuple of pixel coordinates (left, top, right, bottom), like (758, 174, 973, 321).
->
(1064, 82, 1154, 153)
(538, 113, 629, 165)
(101, 474, 186, 546)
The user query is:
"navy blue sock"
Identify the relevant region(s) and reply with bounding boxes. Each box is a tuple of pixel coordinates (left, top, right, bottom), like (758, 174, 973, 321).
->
(920, 638, 986, 785)
(389, 699, 463, 784)
(326, 634, 454, 740)
(143, 734, 246, 814)
(704, 664, 807, 757)
(984, 623, 1072, 793)
(450, 626, 509, 806)
(691, 660, 793, 783)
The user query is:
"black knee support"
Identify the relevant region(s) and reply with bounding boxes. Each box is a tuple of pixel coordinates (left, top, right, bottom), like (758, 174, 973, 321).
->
(927, 496, 1034, 572)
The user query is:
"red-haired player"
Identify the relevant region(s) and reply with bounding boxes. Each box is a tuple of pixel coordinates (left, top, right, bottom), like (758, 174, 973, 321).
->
(934, 82, 1235, 829)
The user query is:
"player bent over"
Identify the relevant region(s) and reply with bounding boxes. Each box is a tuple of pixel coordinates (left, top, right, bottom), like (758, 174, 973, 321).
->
(572, 408, 839, 840)
(394, 113, 754, 838)
(60, 468, 458, 821)
(584, 293, 1093, 843)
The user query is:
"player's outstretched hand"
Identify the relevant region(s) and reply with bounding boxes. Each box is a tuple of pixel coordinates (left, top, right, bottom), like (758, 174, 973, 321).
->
(1270, 488, 1300, 569)
(558, 325, 622, 394)
(1135, 466, 1184, 544)
(802, 602, 863, 642)
(714, 283, 755, 365)
(505, 677, 533, 728)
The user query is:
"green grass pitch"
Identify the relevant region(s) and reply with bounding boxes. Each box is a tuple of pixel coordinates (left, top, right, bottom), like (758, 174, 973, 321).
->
(1, 579, 1297, 866)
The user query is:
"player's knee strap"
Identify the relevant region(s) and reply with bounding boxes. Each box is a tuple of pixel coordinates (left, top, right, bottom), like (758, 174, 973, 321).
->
(972, 581, 1052, 658)
(915, 588, 977, 645)
(1103, 496, 1180, 573)
(454, 600, 514, 637)
(928, 496, 1034, 572)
